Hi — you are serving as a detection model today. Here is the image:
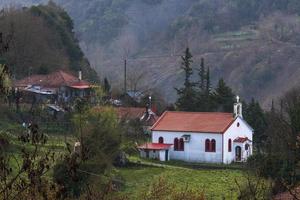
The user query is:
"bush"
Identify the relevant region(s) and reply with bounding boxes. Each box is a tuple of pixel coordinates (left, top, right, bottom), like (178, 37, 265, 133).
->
(0, 131, 10, 149)
(138, 176, 205, 200)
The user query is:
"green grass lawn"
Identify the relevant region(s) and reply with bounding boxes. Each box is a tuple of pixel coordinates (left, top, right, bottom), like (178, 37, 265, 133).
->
(116, 164, 246, 199)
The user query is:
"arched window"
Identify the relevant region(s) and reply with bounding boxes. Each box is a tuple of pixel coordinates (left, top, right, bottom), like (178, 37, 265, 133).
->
(179, 138, 184, 151)
(245, 143, 249, 151)
(174, 138, 178, 151)
(228, 139, 232, 152)
(205, 139, 210, 152)
(211, 139, 216, 152)
(158, 137, 164, 144)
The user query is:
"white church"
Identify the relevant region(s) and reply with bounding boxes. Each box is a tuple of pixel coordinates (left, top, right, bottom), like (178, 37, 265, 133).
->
(138, 97, 253, 164)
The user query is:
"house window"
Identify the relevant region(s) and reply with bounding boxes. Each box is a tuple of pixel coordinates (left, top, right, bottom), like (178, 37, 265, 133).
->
(179, 138, 184, 151)
(158, 137, 164, 144)
(237, 122, 240, 127)
(174, 138, 179, 151)
(205, 139, 210, 152)
(228, 139, 232, 152)
(211, 139, 216, 152)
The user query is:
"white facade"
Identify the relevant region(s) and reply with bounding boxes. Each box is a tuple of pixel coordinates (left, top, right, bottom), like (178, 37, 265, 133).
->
(223, 117, 253, 163)
(152, 117, 253, 164)
(139, 97, 254, 164)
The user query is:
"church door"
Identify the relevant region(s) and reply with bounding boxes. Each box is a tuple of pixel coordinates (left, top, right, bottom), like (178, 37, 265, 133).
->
(235, 146, 242, 162)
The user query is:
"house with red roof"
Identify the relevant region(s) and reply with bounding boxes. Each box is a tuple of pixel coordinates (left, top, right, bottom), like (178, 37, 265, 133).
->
(14, 70, 92, 103)
(93, 105, 159, 133)
(138, 97, 253, 163)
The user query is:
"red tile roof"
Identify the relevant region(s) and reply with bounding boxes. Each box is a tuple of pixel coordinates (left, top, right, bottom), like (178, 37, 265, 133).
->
(142, 114, 159, 127)
(14, 70, 90, 89)
(138, 143, 173, 150)
(233, 137, 249, 143)
(93, 106, 159, 126)
(93, 106, 146, 120)
(69, 81, 91, 89)
(151, 111, 234, 133)
(115, 107, 146, 119)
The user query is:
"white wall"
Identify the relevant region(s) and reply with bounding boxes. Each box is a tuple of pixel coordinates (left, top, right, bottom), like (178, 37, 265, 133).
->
(223, 117, 253, 164)
(159, 150, 169, 161)
(152, 131, 223, 163)
(140, 149, 169, 161)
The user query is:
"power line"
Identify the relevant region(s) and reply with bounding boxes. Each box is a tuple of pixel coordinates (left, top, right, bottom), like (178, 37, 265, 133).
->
(128, 54, 182, 60)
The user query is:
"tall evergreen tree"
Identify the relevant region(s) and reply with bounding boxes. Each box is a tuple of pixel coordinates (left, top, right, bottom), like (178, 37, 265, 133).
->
(195, 58, 213, 111)
(244, 98, 267, 152)
(103, 77, 111, 94)
(198, 58, 206, 92)
(271, 99, 275, 113)
(175, 48, 197, 111)
(205, 66, 211, 96)
(213, 78, 235, 112)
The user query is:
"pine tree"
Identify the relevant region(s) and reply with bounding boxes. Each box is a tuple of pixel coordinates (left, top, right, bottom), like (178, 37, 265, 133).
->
(195, 58, 214, 112)
(213, 78, 235, 112)
(198, 58, 206, 92)
(271, 99, 275, 113)
(244, 98, 267, 152)
(103, 77, 111, 94)
(205, 66, 211, 96)
(175, 48, 197, 111)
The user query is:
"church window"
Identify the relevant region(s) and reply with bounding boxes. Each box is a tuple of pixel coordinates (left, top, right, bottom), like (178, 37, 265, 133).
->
(211, 139, 216, 152)
(174, 138, 179, 151)
(228, 139, 232, 152)
(179, 138, 184, 151)
(245, 144, 249, 151)
(158, 137, 164, 144)
(205, 139, 210, 152)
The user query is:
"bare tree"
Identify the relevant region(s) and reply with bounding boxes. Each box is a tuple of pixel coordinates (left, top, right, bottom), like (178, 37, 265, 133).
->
(0, 124, 58, 200)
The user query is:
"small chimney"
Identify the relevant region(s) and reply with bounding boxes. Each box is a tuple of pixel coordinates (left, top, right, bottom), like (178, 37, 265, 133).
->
(78, 70, 82, 81)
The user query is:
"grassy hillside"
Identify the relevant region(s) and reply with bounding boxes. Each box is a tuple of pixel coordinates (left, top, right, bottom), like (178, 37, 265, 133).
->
(118, 166, 244, 199)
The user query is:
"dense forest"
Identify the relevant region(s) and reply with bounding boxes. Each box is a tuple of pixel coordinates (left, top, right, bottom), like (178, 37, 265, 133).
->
(0, 2, 98, 81)
(2, 0, 300, 105)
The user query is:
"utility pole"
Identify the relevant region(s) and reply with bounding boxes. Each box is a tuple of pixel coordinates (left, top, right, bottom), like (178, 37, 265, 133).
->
(124, 59, 127, 94)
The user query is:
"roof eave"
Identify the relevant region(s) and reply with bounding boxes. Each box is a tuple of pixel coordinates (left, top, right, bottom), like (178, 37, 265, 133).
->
(151, 129, 223, 134)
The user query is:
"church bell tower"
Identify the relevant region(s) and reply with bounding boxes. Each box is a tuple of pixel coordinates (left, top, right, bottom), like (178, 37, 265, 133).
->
(234, 96, 243, 118)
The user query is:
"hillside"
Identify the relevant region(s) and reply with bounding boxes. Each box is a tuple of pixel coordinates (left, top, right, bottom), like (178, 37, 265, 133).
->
(0, 3, 98, 82)
(2, 0, 300, 106)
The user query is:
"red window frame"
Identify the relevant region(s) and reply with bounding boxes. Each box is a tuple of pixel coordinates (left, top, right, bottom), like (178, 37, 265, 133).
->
(174, 138, 179, 151)
(211, 139, 216, 152)
(205, 139, 210, 152)
(179, 138, 184, 151)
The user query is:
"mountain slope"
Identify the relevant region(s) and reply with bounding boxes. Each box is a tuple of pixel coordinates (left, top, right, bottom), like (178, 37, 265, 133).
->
(0, 2, 98, 82)
(2, 0, 300, 107)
